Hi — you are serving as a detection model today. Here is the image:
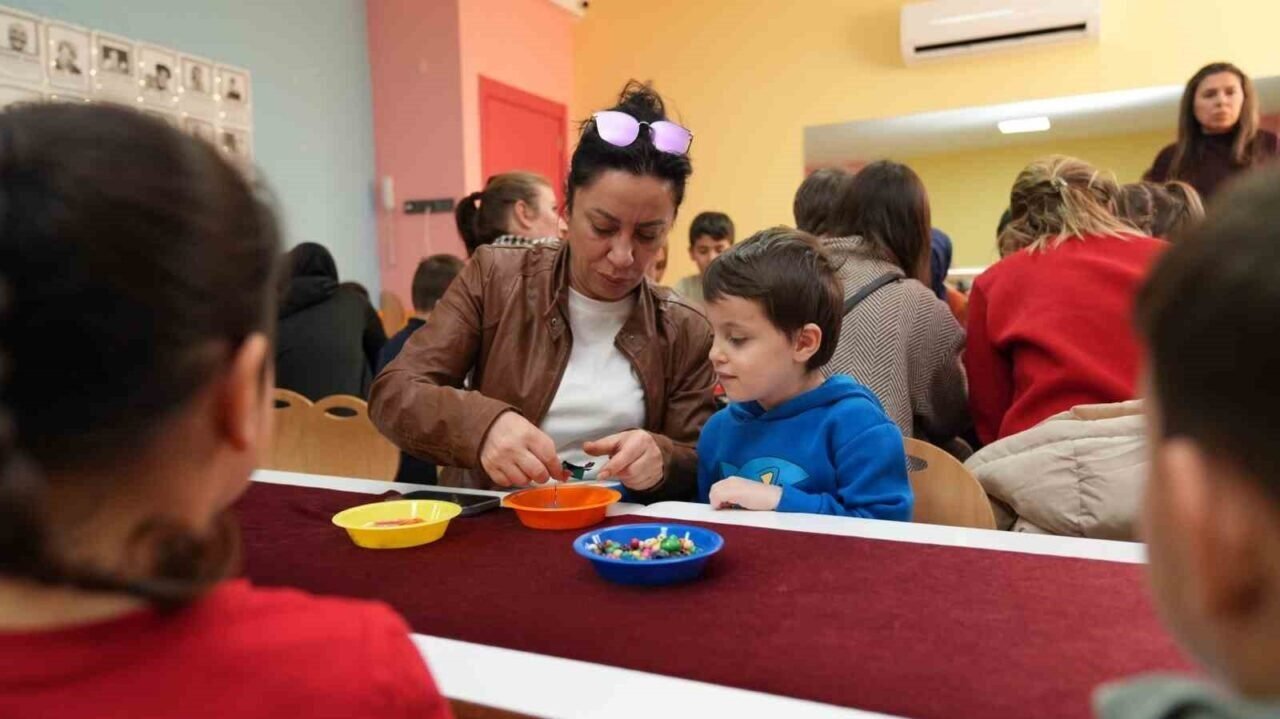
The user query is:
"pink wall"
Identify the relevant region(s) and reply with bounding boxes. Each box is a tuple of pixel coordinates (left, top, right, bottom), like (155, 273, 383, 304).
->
(366, 0, 468, 305)
(459, 0, 575, 193)
(366, 0, 575, 304)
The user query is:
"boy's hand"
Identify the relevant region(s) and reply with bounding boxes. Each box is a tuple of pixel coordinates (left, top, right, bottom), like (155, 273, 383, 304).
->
(709, 477, 783, 511)
(584, 430, 663, 491)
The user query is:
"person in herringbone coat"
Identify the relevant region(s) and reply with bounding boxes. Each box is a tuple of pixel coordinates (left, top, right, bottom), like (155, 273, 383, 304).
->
(796, 161, 970, 446)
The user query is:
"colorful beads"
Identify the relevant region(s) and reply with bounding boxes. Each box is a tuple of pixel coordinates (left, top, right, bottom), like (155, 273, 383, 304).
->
(586, 527, 700, 561)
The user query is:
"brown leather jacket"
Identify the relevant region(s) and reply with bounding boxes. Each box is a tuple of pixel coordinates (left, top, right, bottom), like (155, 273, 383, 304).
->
(368, 244, 717, 501)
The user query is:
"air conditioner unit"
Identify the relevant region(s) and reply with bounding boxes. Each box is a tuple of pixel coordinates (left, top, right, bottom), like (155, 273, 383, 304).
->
(901, 0, 1101, 65)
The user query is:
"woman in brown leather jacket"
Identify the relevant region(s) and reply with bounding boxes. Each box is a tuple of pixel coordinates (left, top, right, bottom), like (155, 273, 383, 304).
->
(370, 82, 716, 501)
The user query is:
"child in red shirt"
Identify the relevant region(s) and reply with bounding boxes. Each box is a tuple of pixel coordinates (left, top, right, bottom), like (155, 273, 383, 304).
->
(0, 104, 450, 719)
(967, 156, 1167, 445)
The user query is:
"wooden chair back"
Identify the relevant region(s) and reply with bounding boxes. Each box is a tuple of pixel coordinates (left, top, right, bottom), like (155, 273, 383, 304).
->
(903, 437, 997, 530)
(264, 389, 313, 473)
(306, 395, 400, 481)
(379, 290, 407, 337)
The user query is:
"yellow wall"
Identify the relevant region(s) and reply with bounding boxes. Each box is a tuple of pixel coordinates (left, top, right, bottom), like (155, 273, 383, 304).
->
(574, 0, 1280, 282)
(900, 129, 1172, 268)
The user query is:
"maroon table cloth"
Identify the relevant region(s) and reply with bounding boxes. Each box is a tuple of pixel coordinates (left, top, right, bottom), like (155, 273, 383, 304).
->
(235, 482, 1194, 719)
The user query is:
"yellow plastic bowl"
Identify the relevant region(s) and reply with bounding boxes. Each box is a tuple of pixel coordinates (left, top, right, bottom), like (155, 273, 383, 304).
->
(331, 499, 462, 549)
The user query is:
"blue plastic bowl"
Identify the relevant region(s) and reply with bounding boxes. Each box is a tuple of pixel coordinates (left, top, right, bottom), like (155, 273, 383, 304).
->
(573, 523, 724, 586)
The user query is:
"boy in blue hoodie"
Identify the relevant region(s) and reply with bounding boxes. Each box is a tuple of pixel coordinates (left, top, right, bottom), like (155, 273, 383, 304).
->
(696, 227, 912, 519)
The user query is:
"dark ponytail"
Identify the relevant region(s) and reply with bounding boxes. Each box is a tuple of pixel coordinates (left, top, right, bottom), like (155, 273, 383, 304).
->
(454, 173, 549, 256)
(0, 102, 278, 607)
(453, 191, 484, 255)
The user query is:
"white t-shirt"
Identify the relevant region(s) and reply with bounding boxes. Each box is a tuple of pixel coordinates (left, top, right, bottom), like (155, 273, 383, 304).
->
(540, 288, 647, 477)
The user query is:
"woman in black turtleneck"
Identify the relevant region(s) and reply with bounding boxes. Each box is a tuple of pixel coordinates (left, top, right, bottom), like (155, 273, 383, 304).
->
(1146, 62, 1278, 200)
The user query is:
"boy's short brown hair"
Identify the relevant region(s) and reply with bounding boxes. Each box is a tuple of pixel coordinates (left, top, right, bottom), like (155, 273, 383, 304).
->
(689, 211, 735, 248)
(411, 254, 465, 313)
(793, 167, 850, 238)
(1136, 167, 1280, 500)
(703, 226, 844, 371)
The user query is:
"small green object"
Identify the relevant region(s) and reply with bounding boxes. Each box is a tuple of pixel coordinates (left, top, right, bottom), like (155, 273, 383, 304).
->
(561, 460, 595, 481)
(660, 536, 682, 553)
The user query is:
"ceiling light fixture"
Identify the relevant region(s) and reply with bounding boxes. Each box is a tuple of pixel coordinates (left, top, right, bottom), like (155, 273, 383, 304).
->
(998, 116, 1051, 134)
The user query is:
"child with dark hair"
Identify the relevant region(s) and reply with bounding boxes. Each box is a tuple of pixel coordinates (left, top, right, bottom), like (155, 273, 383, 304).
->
(1094, 168, 1280, 718)
(377, 255, 466, 374)
(0, 104, 447, 718)
(696, 227, 912, 518)
(793, 167, 851, 238)
(454, 171, 562, 256)
(376, 254, 465, 484)
(672, 211, 734, 309)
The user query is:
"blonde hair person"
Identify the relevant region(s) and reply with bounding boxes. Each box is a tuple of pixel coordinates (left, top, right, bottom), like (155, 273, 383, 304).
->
(967, 155, 1168, 446)
(454, 171, 564, 255)
(998, 156, 1141, 257)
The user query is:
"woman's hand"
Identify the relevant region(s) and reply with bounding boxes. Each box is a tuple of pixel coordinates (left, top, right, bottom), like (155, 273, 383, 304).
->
(584, 430, 664, 492)
(479, 411, 565, 487)
(708, 477, 782, 511)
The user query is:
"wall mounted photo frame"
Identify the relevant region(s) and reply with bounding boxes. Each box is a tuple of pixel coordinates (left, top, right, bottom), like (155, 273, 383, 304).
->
(179, 53, 217, 119)
(215, 63, 250, 125)
(0, 5, 255, 172)
(0, 7, 42, 85)
(138, 43, 178, 108)
(218, 124, 252, 162)
(45, 21, 90, 93)
(182, 115, 216, 144)
(92, 31, 138, 103)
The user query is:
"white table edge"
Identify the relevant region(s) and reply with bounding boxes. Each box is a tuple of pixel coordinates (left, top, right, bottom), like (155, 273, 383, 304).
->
(413, 634, 895, 719)
(628, 502, 1146, 564)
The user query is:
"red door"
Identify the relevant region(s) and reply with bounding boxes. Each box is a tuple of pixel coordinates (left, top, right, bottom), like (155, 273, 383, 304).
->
(479, 76, 567, 204)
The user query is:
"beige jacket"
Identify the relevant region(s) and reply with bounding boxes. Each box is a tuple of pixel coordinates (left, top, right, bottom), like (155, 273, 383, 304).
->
(964, 401, 1146, 540)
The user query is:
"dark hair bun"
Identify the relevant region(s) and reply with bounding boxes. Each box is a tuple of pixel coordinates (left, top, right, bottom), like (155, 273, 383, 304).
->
(612, 80, 668, 123)
(567, 80, 692, 212)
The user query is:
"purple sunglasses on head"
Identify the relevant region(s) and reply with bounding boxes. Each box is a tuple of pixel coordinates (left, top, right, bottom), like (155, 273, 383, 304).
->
(591, 111, 693, 156)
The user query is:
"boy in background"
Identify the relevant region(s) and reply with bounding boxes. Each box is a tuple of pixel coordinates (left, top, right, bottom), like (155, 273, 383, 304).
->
(696, 227, 911, 519)
(376, 254, 464, 483)
(1095, 169, 1280, 718)
(673, 211, 734, 310)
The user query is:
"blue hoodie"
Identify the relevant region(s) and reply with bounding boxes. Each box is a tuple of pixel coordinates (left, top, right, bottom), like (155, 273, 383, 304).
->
(696, 375, 912, 520)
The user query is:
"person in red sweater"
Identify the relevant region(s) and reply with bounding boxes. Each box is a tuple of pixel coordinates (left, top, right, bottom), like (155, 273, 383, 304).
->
(966, 155, 1167, 445)
(0, 104, 450, 719)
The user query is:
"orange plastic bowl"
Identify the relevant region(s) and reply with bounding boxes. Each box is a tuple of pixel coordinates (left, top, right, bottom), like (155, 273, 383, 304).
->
(502, 485, 621, 530)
